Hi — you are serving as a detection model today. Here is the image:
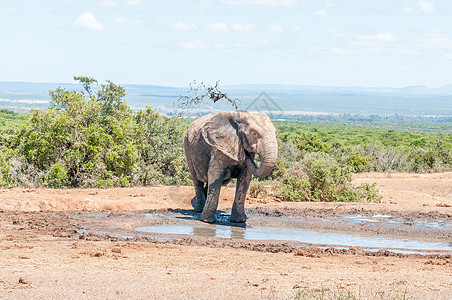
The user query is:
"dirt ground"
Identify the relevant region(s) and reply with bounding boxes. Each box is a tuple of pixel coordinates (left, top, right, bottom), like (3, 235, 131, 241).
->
(1, 172, 452, 299)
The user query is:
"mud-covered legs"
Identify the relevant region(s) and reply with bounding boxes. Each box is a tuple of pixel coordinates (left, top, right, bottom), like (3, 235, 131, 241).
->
(191, 180, 207, 212)
(200, 160, 225, 223)
(231, 168, 251, 223)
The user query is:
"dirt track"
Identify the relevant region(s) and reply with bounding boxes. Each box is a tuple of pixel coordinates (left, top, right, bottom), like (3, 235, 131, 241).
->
(1, 172, 452, 299)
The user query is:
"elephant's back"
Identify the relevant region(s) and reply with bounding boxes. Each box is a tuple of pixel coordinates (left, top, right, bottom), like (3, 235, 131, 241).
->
(185, 112, 218, 142)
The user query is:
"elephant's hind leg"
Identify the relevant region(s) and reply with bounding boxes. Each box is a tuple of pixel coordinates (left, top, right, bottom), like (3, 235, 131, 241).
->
(201, 160, 225, 223)
(191, 180, 207, 212)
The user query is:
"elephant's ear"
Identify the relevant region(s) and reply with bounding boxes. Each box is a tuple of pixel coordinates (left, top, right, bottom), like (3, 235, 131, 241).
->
(202, 113, 246, 163)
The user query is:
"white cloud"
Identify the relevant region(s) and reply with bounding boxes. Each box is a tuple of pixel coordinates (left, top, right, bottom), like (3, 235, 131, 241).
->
(414, 28, 452, 49)
(125, 0, 142, 6)
(75, 12, 104, 31)
(220, 0, 298, 7)
(214, 43, 226, 49)
(419, 0, 435, 13)
(128, 18, 143, 25)
(205, 23, 228, 32)
(404, 2, 435, 14)
(257, 40, 271, 47)
(232, 24, 256, 33)
(100, 0, 116, 8)
(180, 40, 209, 49)
(115, 16, 143, 25)
(357, 32, 397, 43)
(348, 33, 398, 54)
(270, 25, 283, 33)
(327, 28, 343, 37)
(314, 10, 331, 18)
(312, 39, 407, 57)
(292, 26, 302, 31)
(170, 22, 198, 30)
(1, 7, 15, 13)
(310, 45, 349, 55)
(403, 6, 416, 14)
(233, 43, 248, 48)
(318, 0, 335, 7)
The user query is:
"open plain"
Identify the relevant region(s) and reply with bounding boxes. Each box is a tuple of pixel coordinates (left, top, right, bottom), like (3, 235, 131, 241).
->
(1, 172, 452, 299)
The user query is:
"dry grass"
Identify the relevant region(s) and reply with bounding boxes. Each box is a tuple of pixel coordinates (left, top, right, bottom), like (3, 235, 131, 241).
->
(293, 286, 410, 300)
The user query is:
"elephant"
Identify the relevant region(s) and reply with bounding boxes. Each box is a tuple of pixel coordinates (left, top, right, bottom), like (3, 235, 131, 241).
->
(184, 111, 278, 223)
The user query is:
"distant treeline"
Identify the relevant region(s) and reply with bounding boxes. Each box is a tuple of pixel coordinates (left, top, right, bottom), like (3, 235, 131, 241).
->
(278, 113, 452, 124)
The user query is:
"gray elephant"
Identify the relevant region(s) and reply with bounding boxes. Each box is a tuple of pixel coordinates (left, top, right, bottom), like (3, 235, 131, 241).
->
(184, 111, 278, 223)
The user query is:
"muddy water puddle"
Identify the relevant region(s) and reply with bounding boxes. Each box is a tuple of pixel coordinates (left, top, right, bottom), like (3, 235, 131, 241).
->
(136, 223, 451, 253)
(134, 211, 452, 254)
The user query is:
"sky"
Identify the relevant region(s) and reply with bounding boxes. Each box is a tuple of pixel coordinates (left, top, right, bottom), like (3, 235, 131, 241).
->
(1, 0, 452, 88)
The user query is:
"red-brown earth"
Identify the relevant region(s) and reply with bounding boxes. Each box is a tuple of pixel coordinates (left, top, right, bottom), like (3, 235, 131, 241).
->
(1, 172, 451, 299)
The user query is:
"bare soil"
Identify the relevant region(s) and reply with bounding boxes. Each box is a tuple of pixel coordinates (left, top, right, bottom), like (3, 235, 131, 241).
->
(1, 172, 452, 299)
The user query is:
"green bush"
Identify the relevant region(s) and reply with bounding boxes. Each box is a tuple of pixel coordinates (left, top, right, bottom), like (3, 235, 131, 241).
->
(0, 147, 12, 187)
(44, 163, 68, 188)
(273, 137, 302, 179)
(0, 76, 190, 188)
(280, 131, 330, 154)
(280, 152, 381, 202)
(0, 109, 28, 131)
(248, 180, 269, 198)
(355, 182, 382, 202)
(345, 151, 371, 172)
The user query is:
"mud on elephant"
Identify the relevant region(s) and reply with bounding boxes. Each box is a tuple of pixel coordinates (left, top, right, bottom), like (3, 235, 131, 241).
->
(184, 111, 278, 223)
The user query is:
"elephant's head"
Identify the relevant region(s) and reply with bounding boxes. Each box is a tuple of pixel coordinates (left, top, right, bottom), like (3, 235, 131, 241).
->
(202, 111, 278, 178)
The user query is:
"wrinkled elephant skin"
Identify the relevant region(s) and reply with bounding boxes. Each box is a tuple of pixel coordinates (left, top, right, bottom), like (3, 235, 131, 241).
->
(184, 111, 278, 223)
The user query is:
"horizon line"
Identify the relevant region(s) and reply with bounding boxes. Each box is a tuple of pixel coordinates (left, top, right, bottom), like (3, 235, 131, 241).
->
(1, 80, 452, 90)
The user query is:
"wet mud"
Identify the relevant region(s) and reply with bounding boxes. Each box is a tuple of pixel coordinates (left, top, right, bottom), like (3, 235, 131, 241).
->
(2, 206, 451, 259)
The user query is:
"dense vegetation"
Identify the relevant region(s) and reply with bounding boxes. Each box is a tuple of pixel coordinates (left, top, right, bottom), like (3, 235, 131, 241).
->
(275, 121, 452, 173)
(268, 121, 449, 202)
(0, 77, 190, 188)
(0, 109, 28, 129)
(1, 78, 452, 203)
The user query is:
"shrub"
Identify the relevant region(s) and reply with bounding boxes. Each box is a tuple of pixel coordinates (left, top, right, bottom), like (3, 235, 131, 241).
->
(135, 108, 190, 185)
(248, 180, 269, 198)
(412, 150, 435, 171)
(0, 147, 13, 187)
(362, 142, 408, 172)
(280, 168, 310, 202)
(5, 157, 44, 188)
(345, 151, 371, 172)
(280, 152, 381, 202)
(273, 137, 302, 178)
(281, 131, 330, 154)
(44, 163, 68, 188)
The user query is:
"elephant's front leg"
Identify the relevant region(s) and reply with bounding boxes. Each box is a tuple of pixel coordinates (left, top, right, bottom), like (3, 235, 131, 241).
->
(201, 161, 225, 223)
(230, 167, 252, 223)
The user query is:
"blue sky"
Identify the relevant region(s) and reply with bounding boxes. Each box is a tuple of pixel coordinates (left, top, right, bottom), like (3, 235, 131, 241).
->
(1, 0, 452, 88)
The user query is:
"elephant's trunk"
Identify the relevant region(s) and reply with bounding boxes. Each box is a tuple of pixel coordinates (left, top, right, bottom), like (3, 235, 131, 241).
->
(245, 135, 278, 178)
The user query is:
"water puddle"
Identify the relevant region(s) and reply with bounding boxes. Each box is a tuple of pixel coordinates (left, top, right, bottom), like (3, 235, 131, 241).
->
(136, 223, 452, 253)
